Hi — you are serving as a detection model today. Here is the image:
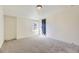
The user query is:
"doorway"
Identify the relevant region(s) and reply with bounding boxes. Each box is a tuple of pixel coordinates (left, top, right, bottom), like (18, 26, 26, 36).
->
(4, 15, 17, 40)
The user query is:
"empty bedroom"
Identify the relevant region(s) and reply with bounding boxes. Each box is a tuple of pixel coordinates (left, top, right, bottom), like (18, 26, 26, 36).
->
(0, 5, 79, 53)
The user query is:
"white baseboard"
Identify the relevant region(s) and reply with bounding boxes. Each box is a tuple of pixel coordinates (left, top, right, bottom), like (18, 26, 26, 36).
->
(0, 40, 4, 48)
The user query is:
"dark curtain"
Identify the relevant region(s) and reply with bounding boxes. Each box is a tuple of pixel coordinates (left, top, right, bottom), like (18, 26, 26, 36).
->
(42, 19, 46, 35)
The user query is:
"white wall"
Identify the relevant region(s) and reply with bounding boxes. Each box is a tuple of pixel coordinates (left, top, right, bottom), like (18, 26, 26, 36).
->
(0, 6, 4, 48)
(17, 16, 34, 39)
(4, 16, 34, 40)
(47, 6, 79, 45)
(4, 16, 17, 40)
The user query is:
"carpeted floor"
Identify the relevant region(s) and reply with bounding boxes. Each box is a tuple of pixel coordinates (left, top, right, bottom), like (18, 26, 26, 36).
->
(0, 37, 79, 53)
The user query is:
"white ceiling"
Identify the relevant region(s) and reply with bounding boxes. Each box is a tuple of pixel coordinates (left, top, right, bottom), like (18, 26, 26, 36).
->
(3, 5, 69, 20)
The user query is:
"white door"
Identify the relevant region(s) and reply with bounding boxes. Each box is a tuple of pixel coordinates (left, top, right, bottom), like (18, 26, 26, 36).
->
(4, 15, 17, 40)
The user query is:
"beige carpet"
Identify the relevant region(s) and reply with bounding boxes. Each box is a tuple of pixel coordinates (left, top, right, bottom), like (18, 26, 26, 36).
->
(0, 37, 79, 53)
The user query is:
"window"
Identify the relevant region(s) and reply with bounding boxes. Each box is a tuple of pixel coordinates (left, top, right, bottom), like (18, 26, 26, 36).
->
(32, 20, 39, 35)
